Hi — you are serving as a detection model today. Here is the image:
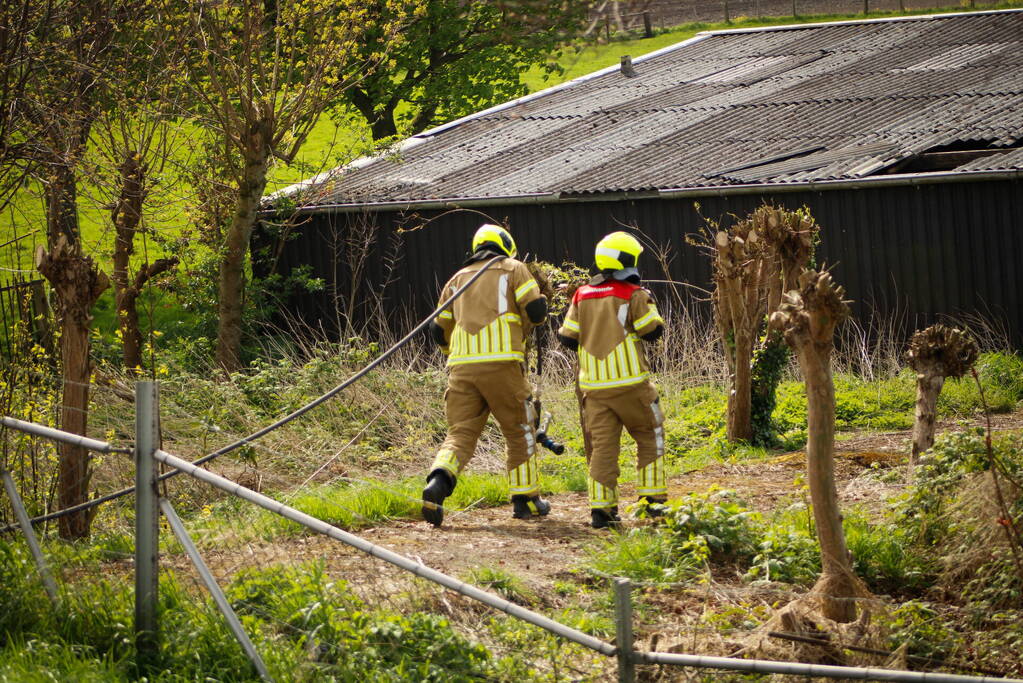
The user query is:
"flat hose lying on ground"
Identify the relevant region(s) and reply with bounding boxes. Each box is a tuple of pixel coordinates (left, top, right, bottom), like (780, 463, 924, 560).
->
(0, 256, 504, 533)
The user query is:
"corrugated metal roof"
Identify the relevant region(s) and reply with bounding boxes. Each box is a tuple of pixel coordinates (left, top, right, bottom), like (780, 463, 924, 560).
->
(292, 10, 1023, 207)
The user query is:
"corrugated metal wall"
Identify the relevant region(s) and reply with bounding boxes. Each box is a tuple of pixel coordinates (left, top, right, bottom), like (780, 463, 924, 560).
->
(254, 179, 1023, 347)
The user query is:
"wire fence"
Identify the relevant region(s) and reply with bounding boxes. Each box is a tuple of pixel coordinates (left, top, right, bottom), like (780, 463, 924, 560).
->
(3, 391, 1022, 682)
(588, 0, 989, 37)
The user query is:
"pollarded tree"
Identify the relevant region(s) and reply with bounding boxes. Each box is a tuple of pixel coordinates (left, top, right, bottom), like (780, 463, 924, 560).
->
(171, 0, 408, 372)
(342, 0, 589, 140)
(88, 52, 186, 372)
(8, 0, 191, 536)
(769, 270, 866, 622)
(709, 217, 769, 443)
(11, 1, 127, 539)
(703, 205, 818, 445)
(750, 206, 818, 446)
(906, 324, 979, 468)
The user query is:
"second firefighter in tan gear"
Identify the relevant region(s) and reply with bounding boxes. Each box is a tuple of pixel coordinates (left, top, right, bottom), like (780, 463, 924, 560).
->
(558, 231, 667, 528)
(423, 223, 551, 526)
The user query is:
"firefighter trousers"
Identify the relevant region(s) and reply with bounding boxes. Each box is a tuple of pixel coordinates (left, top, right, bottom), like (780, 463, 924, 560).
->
(582, 380, 666, 508)
(430, 362, 541, 497)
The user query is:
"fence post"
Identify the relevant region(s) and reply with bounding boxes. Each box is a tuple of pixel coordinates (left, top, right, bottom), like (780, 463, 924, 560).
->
(2, 469, 59, 604)
(642, 11, 652, 38)
(614, 578, 635, 683)
(723, 1, 730, 24)
(134, 380, 160, 662)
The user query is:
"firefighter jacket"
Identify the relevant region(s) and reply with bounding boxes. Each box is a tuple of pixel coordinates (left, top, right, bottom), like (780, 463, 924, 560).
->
(433, 256, 544, 366)
(558, 277, 664, 392)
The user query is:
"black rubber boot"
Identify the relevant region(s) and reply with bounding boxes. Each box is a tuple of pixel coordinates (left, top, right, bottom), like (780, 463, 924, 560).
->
(638, 496, 670, 519)
(590, 506, 621, 530)
(512, 495, 551, 519)
(422, 469, 455, 527)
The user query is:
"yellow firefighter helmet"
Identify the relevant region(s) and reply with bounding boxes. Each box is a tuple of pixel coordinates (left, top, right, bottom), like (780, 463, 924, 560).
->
(594, 231, 643, 271)
(472, 223, 517, 258)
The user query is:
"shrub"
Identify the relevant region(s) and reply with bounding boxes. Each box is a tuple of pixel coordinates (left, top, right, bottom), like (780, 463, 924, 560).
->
(745, 526, 819, 585)
(881, 600, 959, 660)
(663, 489, 760, 562)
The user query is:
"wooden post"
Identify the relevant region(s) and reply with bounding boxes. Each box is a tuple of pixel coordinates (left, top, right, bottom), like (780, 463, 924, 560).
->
(642, 11, 652, 38)
(724, 1, 730, 23)
(863, 0, 869, 15)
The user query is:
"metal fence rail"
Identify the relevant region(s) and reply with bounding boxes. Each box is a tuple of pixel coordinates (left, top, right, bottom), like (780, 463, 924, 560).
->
(151, 446, 616, 658)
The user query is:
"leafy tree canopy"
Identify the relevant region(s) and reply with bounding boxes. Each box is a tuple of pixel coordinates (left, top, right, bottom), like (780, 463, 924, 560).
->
(344, 0, 590, 140)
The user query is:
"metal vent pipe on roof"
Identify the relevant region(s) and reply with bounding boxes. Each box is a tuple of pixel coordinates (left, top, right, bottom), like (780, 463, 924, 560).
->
(620, 55, 637, 77)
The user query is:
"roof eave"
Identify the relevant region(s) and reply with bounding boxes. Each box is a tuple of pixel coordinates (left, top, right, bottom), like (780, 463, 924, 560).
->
(285, 169, 1022, 215)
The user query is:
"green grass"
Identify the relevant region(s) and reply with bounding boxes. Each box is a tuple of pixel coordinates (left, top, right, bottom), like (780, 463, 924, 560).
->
(523, 2, 1023, 92)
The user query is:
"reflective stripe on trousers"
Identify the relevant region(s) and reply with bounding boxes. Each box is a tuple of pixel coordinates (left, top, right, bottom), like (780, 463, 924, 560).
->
(636, 398, 666, 497)
(589, 476, 618, 509)
(509, 397, 540, 495)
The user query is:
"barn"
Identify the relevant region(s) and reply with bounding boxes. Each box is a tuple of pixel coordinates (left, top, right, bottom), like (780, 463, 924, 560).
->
(255, 9, 1023, 345)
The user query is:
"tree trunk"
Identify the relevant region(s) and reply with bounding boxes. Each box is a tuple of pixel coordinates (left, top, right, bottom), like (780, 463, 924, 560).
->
(798, 340, 857, 622)
(215, 153, 268, 373)
(771, 271, 859, 623)
(348, 86, 399, 141)
(36, 234, 109, 540)
(727, 332, 754, 442)
(911, 373, 944, 466)
(111, 152, 145, 371)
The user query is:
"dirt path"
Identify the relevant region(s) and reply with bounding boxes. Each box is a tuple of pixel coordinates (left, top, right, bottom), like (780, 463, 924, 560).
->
(255, 410, 1023, 596)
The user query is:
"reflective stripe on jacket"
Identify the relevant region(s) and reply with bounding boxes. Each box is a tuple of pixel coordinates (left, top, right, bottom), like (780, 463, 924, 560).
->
(434, 258, 542, 366)
(558, 279, 663, 391)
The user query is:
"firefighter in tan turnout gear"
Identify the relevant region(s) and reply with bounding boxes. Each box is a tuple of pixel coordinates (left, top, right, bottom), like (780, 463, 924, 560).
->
(558, 232, 667, 529)
(422, 224, 551, 527)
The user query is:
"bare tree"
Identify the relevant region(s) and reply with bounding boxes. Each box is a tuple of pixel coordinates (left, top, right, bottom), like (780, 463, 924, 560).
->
(906, 324, 979, 470)
(770, 270, 863, 622)
(171, 0, 401, 372)
(88, 38, 186, 372)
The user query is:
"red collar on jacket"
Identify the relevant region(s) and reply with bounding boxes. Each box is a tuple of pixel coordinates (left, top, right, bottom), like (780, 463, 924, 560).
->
(573, 280, 640, 303)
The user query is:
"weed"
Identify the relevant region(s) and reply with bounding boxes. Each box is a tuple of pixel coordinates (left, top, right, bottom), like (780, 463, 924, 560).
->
(844, 513, 936, 596)
(881, 600, 960, 661)
(467, 567, 537, 606)
(586, 526, 704, 585)
(700, 603, 771, 635)
(746, 526, 819, 585)
(663, 489, 760, 562)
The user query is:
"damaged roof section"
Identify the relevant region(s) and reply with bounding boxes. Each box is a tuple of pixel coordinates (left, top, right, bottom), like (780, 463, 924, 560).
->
(295, 10, 1023, 208)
